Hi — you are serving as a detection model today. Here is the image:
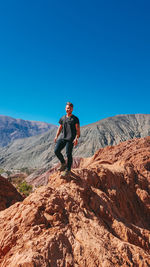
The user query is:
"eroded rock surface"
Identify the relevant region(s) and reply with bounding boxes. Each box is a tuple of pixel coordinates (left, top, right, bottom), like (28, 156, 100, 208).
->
(0, 137, 150, 266)
(0, 175, 24, 211)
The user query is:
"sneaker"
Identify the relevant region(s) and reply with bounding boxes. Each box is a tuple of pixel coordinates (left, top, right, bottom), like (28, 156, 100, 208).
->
(60, 170, 71, 178)
(58, 163, 67, 171)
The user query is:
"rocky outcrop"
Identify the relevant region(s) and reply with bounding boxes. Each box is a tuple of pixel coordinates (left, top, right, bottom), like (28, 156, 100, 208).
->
(0, 137, 150, 266)
(0, 115, 56, 147)
(0, 175, 24, 211)
(0, 114, 150, 170)
(26, 157, 82, 188)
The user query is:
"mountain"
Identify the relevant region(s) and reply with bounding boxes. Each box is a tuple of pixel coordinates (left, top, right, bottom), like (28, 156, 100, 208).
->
(74, 113, 150, 157)
(0, 115, 57, 147)
(0, 114, 149, 170)
(0, 137, 150, 266)
(0, 127, 57, 170)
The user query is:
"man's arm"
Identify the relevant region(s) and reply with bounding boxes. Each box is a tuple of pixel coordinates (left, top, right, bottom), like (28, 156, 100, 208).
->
(73, 123, 80, 146)
(54, 125, 63, 143)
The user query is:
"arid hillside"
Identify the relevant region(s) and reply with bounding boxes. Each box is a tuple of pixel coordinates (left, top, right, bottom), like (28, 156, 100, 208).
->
(0, 115, 56, 147)
(0, 114, 149, 170)
(0, 137, 150, 266)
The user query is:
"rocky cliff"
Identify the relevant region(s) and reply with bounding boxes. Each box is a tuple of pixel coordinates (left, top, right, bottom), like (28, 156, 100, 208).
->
(0, 114, 150, 170)
(0, 136, 150, 266)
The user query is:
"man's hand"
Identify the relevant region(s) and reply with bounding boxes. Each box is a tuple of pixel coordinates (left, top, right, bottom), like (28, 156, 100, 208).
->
(73, 138, 78, 146)
(54, 125, 62, 143)
(74, 124, 80, 147)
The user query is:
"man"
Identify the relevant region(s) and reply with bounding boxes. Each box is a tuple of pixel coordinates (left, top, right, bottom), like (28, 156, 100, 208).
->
(54, 102, 80, 177)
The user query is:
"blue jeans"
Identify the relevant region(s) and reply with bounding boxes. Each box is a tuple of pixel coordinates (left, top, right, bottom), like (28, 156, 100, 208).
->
(54, 139, 74, 171)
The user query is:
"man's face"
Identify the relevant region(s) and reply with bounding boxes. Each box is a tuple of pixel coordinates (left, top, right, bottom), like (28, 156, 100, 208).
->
(65, 104, 73, 115)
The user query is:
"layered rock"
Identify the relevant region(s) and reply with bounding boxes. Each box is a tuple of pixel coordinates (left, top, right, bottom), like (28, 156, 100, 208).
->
(0, 137, 150, 266)
(0, 175, 24, 211)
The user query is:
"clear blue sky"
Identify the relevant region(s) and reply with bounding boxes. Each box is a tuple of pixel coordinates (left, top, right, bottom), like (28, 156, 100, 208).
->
(0, 0, 150, 126)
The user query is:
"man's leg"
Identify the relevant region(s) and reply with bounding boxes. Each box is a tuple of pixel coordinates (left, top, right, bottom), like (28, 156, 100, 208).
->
(54, 139, 66, 165)
(66, 141, 74, 171)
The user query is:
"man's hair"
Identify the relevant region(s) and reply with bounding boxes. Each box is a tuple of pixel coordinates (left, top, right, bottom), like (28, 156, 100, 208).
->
(66, 102, 73, 108)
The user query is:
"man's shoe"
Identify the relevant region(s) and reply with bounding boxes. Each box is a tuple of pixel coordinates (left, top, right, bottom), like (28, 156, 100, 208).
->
(60, 170, 71, 178)
(58, 163, 67, 171)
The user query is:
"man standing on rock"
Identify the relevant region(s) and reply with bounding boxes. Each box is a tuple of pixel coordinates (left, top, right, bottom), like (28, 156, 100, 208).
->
(54, 102, 80, 177)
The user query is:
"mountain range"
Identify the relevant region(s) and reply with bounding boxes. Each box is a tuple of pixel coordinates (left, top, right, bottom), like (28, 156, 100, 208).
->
(0, 113, 150, 170)
(0, 115, 56, 147)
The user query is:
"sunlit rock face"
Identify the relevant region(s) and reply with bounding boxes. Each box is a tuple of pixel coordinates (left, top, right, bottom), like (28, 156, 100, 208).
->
(0, 136, 150, 266)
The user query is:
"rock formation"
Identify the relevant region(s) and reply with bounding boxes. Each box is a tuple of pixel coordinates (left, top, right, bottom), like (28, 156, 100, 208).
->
(0, 175, 24, 211)
(0, 137, 150, 266)
(26, 157, 82, 188)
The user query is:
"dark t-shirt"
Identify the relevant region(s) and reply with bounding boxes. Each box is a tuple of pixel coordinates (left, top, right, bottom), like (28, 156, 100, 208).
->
(59, 115, 79, 141)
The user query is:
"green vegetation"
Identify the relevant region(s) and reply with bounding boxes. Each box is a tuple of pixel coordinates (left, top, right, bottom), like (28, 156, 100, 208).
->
(17, 181, 32, 196)
(0, 168, 33, 197)
(0, 168, 5, 174)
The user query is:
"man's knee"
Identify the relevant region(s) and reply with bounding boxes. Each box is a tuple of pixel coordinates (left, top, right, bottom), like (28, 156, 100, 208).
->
(66, 151, 72, 158)
(54, 147, 58, 155)
(54, 145, 61, 156)
(54, 139, 63, 155)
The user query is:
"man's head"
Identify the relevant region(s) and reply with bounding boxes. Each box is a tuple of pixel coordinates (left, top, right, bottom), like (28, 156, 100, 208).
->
(65, 102, 73, 116)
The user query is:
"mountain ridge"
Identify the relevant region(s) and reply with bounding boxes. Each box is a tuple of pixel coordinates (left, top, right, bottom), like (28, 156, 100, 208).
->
(0, 113, 149, 170)
(82, 113, 150, 127)
(0, 115, 57, 147)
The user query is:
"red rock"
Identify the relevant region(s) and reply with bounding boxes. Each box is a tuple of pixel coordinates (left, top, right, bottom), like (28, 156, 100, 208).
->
(0, 175, 24, 211)
(26, 157, 82, 188)
(0, 137, 150, 266)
